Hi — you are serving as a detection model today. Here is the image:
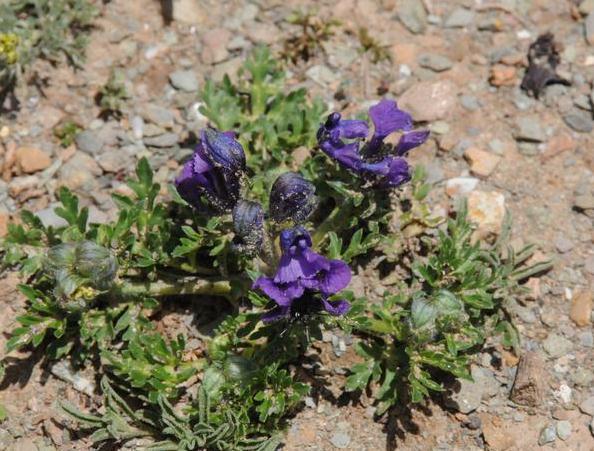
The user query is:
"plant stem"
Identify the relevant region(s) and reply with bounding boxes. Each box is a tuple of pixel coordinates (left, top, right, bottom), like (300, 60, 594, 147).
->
(312, 199, 354, 248)
(116, 277, 234, 299)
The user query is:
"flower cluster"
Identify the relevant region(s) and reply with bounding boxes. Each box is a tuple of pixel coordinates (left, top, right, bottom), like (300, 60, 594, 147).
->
(175, 128, 318, 257)
(253, 226, 351, 322)
(316, 99, 429, 187)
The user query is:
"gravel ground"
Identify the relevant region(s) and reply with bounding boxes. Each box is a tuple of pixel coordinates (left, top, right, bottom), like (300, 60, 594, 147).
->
(0, 0, 593, 450)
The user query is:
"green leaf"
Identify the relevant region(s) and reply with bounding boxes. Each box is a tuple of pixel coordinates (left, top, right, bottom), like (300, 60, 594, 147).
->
(345, 363, 372, 391)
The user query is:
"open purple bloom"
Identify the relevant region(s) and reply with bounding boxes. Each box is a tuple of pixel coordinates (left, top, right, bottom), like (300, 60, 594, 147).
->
(317, 99, 429, 188)
(253, 226, 351, 322)
(174, 128, 246, 212)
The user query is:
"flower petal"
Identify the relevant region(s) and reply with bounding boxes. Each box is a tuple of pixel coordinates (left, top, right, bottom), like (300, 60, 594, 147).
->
(337, 119, 369, 139)
(321, 298, 351, 316)
(253, 277, 293, 306)
(381, 157, 411, 187)
(320, 141, 365, 172)
(369, 99, 413, 140)
(174, 159, 206, 207)
(319, 260, 352, 295)
(396, 130, 430, 156)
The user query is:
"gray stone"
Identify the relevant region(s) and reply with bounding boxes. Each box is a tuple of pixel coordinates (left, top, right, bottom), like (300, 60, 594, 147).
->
(398, 0, 427, 34)
(201, 28, 231, 64)
(466, 414, 482, 429)
(515, 116, 546, 142)
(329, 432, 351, 449)
(75, 130, 104, 155)
(143, 123, 166, 137)
(444, 8, 474, 28)
(575, 194, 594, 211)
(97, 150, 131, 173)
(579, 396, 594, 415)
(227, 35, 249, 51)
(574, 94, 592, 111)
(580, 0, 594, 15)
(169, 70, 199, 92)
(430, 121, 450, 134)
(143, 133, 179, 148)
(306, 65, 339, 86)
(543, 334, 573, 358)
(448, 365, 500, 413)
(572, 367, 594, 386)
(563, 111, 594, 133)
(585, 256, 594, 275)
(131, 115, 144, 139)
(556, 420, 572, 440)
(399, 80, 457, 122)
(488, 138, 505, 155)
(425, 161, 444, 184)
(586, 12, 594, 46)
(50, 361, 95, 396)
(460, 95, 480, 111)
(36, 206, 68, 228)
(57, 152, 102, 192)
(538, 425, 556, 445)
(211, 57, 243, 83)
(7, 437, 37, 451)
(517, 142, 539, 157)
(514, 305, 537, 323)
(142, 105, 175, 128)
(579, 330, 594, 348)
(418, 54, 453, 72)
(555, 236, 574, 253)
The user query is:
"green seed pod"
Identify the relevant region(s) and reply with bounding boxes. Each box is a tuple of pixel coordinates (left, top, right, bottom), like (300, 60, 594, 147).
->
(45, 241, 118, 307)
(223, 355, 258, 383)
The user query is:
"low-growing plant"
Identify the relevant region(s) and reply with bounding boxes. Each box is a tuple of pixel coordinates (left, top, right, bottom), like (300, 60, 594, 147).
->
(281, 9, 340, 64)
(1, 46, 551, 449)
(97, 68, 130, 118)
(0, 0, 97, 106)
(53, 119, 84, 147)
(358, 27, 391, 63)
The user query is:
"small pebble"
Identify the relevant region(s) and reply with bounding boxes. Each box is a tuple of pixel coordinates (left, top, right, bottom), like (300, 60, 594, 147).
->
(538, 425, 556, 445)
(330, 431, 351, 449)
(556, 420, 572, 440)
(555, 236, 574, 253)
(563, 111, 594, 133)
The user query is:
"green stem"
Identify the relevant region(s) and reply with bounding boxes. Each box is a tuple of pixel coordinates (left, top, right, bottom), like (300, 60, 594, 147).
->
(116, 277, 235, 299)
(312, 199, 355, 248)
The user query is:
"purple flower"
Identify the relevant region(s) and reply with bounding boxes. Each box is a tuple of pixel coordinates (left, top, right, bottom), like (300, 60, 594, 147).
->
(316, 99, 429, 188)
(253, 226, 351, 322)
(269, 172, 317, 224)
(232, 200, 264, 256)
(175, 128, 246, 212)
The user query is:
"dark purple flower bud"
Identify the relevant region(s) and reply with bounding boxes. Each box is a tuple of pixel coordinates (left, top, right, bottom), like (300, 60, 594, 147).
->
(174, 128, 246, 212)
(316, 98, 429, 189)
(232, 200, 264, 256)
(253, 226, 351, 322)
(269, 172, 317, 224)
(201, 128, 246, 172)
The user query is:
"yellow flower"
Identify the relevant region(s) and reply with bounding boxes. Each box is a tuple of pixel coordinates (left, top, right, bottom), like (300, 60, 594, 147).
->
(0, 33, 19, 65)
